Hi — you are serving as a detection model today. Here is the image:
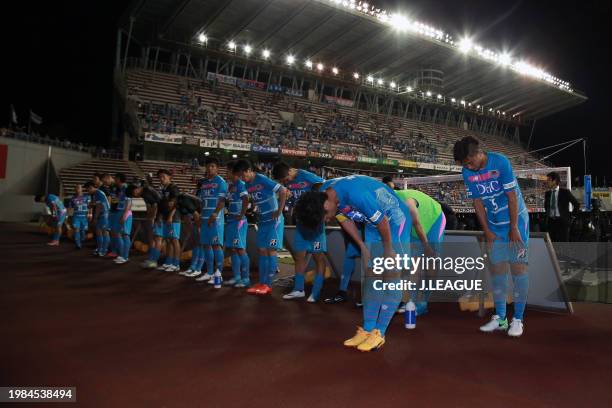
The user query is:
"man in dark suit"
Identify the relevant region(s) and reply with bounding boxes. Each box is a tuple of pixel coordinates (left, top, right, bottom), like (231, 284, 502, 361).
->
(544, 171, 580, 242)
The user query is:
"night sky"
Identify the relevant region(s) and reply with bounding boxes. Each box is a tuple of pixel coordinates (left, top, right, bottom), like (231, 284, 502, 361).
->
(2, 1, 610, 182)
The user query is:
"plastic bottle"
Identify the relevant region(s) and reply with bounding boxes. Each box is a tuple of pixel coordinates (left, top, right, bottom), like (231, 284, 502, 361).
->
(405, 300, 416, 329)
(213, 270, 222, 289)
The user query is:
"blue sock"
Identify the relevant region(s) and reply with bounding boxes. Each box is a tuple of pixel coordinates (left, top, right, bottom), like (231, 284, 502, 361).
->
(204, 247, 214, 274)
(268, 255, 278, 286)
(96, 234, 102, 251)
(195, 245, 206, 271)
(492, 273, 508, 320)
(122, 235, 130, 259)
(339, 257, 355, 291)
(110, 236, 117, 253)
(363, 278, 381, 332)
(52, 231, 60, 241)
(240, 253, 250, 282)
(166, 257, 174, 266)
(214, 248, 224, 272)
(294, 274, 305, 292)
(173, 251, 181, 266)
(101, 234, 110, 253)
(258, 255, 269, 285)
(189, 246, 199, 269)
(149, 247, 160, 261)
(311, 273, 325, 300)
(231, 253, 241, 280)
(512, 274, 529, 320)
(375, 279, 402, 336)
(74, 230, 81, 247)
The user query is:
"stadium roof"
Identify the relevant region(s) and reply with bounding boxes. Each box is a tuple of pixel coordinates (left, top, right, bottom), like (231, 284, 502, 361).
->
(122, 0, 587, 121)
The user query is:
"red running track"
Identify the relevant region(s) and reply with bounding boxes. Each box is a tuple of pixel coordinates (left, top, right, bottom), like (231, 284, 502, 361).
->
(1, 223, 611, 407)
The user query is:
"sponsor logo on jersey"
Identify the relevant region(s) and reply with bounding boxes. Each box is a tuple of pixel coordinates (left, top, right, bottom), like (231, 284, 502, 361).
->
(468, 170, 500, 183)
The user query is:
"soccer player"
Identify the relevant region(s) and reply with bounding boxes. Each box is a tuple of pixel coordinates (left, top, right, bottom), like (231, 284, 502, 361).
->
(272, 162, 327, 302)
(109, 173, 128, 260)
(68, 183, 92, 249)
(175, 192, 204, 277)
(395, 189, 446, 316)
(194, 157, 228, 284)
(454, 136, 529, 337)
(223, 163, 250, 287)
(233, 160, 288, 295)
(157, 169, 182, 272)
(126, 182, 162, 268)
(295, 175, 412, 352)
(113, 175, 133, 265)
(35, 193, 67, 246)
(100, 173, 116, 257)
(85, 181, 111, 256)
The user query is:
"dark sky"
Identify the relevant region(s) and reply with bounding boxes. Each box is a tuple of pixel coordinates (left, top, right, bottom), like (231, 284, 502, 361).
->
(3, 1, 610, 182)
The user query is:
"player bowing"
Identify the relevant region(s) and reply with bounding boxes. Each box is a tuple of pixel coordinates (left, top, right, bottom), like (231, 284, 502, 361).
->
(272, 162, 328, 303)
(295, 175, 412, 352)
(35, 192, 68, 246)
(454, 136, 529, 338)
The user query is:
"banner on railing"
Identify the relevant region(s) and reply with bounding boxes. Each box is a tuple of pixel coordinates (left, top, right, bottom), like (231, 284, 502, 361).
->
(399, 159, 417, 168)
(308, 151, 333, 159)
(335, 154, 356, 162)
(324, 95, 354, 107)
(183, 136, 201, 146)
(281, 148, 307, 157)
(357, 156, 377, 164)
(206, 72, 237, 85)
(219, 140, 251, 151)
(199, 138, 218, 148)
(236, 78, 266, 90)
(285, 88, 304, 97)
(433, 163, 451, 171)
(251, 144, 279, 154)
(144, 132, 183, 144)
(380, 158, 398, 166)
(417, 162, 435, 170)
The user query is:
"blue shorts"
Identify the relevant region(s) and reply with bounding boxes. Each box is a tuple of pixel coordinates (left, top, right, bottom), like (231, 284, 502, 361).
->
(116, 215, 133, 236)
(53, 211, 67, 228)
(294, 222, 327, 253)
(109, 212, 121, 233)
(364, 215, 411, 262)
(72, 216, 89, 231)
(200, 216, 224, 246)
(225, 218, 248, 249)
(488, 212, 530, 265)
(412, 213, 446, 255)
(96, 213, 109, 231)
(257, 217, 284, 249)
(153, 220, 164, 237)
(163, 222, 181, 240)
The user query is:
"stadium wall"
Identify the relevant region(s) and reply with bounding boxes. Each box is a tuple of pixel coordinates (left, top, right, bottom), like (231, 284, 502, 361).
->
(0, 137, 90, 222)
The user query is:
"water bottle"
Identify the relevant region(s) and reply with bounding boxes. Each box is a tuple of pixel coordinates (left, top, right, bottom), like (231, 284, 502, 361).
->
(213, 270, 222, 289)
(405, 300, 416, 329)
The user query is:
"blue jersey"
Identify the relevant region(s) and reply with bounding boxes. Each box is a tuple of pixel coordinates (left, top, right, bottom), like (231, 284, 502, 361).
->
(92, 189, 110, 214)
(285, 169, 324, 200)
(462, 152, 527, 228)
(246, 173, 281, 223)
(70, 195, 90, 217)
(197, 175, 228, 219)
(46, 194, 65, 215)
(115, 185, 131, 212)
(227, 180, 248, 218)
(322, 175, 409, 227)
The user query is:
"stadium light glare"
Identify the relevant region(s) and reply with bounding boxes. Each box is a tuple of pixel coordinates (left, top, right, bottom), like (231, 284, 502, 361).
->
(451, 98, 456, 103)
(286, 55, 295, 65)
(426, 91, 432, 97)
(460, 100, 465, 105)
(406, 86, 413, 92)
(262, 49, 271, 59)
(204, 151, 210, 156)
(228, 41, 236, 50)
(390, 13, 410, 31)
(458, 37, 473, 53)
(317, 63, 324, 71)
(437, 94, 443, 99)
(244, 45, 252, 55)
(198, 33, 208, 43)
(353, 72, 359, 79)
(390, 81, 396, 88)
(377, 78, 384, 85)
(499, 52, 512, 66)
(232, 154, 238, 159)
(305, 59, 313, 69)
(367, 75, 374, 83)
(332, 67, 339, 75)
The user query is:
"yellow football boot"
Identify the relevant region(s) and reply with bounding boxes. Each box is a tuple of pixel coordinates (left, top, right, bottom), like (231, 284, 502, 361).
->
(343, 327, 370, 347)
(357, 329, 385, 352)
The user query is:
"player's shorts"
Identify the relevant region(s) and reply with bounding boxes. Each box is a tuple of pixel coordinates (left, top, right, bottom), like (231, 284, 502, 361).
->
(53, 210, 67, 228)
(163, 222, 181, 240)
(116, 214, 133, 235)
(412, 213, 446, 256)
(225, 218, 247, 249)
(153, 220, 164, 237)
(364, 212, 411, 263)
(200, 216, 224, 246)
(96, 213, 109, 231)
(488, 211, 530, 265)
(109, 212, 121, 233)
(72, 216, 89, 231)
(256, 217, 284, 249)
(294, 222, 327, 253)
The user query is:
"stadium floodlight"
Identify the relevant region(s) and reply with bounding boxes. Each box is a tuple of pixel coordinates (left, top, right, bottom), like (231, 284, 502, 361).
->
(458, 37, 473, 53)
(499, 52, 512, 66)
(437, 94, 443, 99)
(390, 13, 410, 32)
(367, 75, 374, 83)
(390, 81, 396, 88)
(305, 59, 313, 69)
(204, 151, 210, 156)
(317, 63, 324, 71)
(232, 154, 238, 159)
(451, 98, 456, 103)
(332, 67, 339, 75)
(398, 169, 404, 173)
(489, 108, 493, 112)
(377, 78, 384, 85)
(502, 112, 506, 115)
(426, 91, 432, 97)
(406, 86, 413, 92)
(460, 100, 465, 105)
(244, 45, 252, 55)
(286, 55, 295, 65)
(353, 72, 359, 79)
(228, 41, 236, 50)
(198, 33, 208, 44)
(262, 49, 271, 59)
